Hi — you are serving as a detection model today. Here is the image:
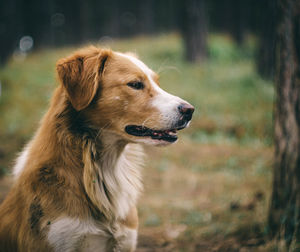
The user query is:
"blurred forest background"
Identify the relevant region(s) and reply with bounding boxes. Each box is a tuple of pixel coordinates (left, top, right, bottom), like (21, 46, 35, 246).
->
(0, 0, 299, 251)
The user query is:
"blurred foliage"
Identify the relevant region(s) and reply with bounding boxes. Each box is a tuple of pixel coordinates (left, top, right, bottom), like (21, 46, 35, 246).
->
(0, 33, 274, 250)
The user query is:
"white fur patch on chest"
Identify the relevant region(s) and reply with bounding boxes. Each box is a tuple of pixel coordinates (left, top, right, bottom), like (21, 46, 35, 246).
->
(82, 136, 144, 223)
(112, 144, 143, 219)
(47, 217, 108, 252)
(47, 217, 137, 252)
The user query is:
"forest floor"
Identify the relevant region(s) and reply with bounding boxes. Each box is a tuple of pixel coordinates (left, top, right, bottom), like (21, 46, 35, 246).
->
(0, 34, 276, 251)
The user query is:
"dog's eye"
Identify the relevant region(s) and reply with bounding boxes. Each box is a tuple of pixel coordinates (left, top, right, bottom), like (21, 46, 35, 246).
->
(127, 82, 144, 90)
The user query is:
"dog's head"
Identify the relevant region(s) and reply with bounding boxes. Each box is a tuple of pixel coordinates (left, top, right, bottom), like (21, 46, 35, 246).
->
(56, 47, 194, 145)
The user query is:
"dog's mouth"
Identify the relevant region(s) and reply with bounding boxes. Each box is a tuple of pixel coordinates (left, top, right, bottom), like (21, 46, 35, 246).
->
(125, 125, 182, 143)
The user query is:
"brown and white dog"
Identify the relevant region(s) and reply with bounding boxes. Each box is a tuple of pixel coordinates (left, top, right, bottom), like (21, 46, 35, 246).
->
(0, 47, 194, 252)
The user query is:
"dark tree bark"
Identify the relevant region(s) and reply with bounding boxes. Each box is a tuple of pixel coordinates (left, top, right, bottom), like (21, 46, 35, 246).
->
(268, 0, 300, 249)
(256, 0, 277, 80)
(0, 0, 21, 64)
(138, 0, 155, 34)
(181, 0, 208, 63)
(21, 0, 52, 47)
(105, 0, 121, 37)
(229, 0, 247, 45)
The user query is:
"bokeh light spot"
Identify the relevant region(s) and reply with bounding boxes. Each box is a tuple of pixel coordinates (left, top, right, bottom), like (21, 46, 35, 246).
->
(19, 36, 34, 52)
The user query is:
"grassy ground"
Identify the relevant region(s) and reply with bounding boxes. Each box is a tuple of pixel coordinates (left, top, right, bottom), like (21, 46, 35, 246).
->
(0, 34, 275, 251)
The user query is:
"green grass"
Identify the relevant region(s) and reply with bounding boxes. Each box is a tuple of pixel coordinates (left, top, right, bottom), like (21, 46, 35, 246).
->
(0, 33, 274, 251)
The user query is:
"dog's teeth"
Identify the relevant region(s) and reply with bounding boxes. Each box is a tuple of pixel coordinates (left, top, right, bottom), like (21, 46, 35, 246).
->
(163, 129, 176, 136)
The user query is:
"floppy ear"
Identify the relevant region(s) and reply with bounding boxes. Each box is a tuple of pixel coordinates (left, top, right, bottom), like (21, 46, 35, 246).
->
(56, 50, 110, 111)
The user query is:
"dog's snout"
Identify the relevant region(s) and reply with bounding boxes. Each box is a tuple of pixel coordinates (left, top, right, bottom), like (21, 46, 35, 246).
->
(178, 103, 194, 121)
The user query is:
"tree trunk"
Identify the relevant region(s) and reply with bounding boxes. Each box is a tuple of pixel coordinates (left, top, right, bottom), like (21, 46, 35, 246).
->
(256, 0, 277, 80)
(181, 0, 207, 63)
(0, 0, 21, 64)
(268, 0, 300, 250)
(229, 0, 247, 45)
(138, 0, 155, 34)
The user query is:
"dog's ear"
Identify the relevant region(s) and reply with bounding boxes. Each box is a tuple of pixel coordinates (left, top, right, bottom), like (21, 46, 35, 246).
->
(56, 49, 110, 111)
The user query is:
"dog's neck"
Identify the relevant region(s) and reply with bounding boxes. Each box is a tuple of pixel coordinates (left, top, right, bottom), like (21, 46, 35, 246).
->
(32, 91, 143, 221)
(95, 132, 128, 159)
(82, 132, 143, 221)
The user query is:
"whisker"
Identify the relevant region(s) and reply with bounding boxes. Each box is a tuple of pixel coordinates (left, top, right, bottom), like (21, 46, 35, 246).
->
(141, 117, 152, 128)
(94, 121, 113, 141)
(157, 65, 181, 75)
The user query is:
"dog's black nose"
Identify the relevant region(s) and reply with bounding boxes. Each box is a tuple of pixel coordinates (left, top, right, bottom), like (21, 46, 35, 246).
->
(178, 103, 195, 121)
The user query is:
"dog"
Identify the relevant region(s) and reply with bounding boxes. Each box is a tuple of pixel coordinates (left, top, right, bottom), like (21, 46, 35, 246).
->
(0, 46, 194, 252)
